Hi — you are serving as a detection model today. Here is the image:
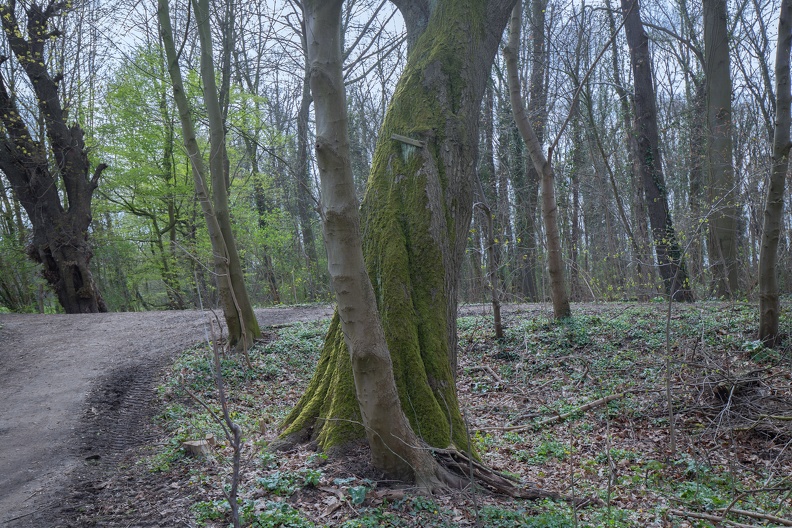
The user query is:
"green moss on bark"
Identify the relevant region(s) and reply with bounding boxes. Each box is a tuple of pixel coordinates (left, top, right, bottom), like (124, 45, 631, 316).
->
(280, 0, 491, 456)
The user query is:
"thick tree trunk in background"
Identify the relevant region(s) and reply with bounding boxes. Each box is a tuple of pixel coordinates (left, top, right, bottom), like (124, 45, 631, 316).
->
(605, 0, 654, 299)
(704, 0, 740, 297)
(280, 0, 517, 458)
(758, 0, 792, 346)
(621, 0, 693, 302)
(0, 2, 107, 313)
(505, 0, 571, 318)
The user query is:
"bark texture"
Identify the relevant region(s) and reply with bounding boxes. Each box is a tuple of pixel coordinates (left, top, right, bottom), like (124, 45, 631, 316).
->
(280, 0, 516, 457)
(0, 2, 107, 313)
(621, 0, 693, 301)
(504, 0, 571, 318)
(704, 0, 740, 297)
(295, 0, 456, 485)
(758, 0, 792, 346)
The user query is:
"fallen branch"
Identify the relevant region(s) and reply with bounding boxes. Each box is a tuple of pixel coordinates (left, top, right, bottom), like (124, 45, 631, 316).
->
(484, 393, 625, 433)
(715, 507, 792, 526)
(468, 365, 504, 384)
(667, 508, 756, 528)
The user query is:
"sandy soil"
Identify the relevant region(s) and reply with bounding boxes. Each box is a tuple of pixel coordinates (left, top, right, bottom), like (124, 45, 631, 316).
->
(0, 305, 334, 526)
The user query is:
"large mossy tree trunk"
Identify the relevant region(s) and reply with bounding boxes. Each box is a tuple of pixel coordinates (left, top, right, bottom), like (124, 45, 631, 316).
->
(280, 0, 516, 457)
(758, 0, 792, 347)
(0, 2, 107, 313)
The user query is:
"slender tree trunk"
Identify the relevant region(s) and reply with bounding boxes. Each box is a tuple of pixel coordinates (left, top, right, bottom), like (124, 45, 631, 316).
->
(758, 0, 792, 346)
(621, 0, 693, 301)
(513, 0, 546, 301)
(192, 0, 261, 347)
(504, 0, 571, 318)
(296, 23, 320, 299)
(0, 2, 107, 313)
(704, 0, 740, 297)
(158, 0, 259, 347)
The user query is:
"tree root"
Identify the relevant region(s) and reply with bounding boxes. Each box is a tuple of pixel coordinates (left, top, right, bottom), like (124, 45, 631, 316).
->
(432, 448, 601, 507)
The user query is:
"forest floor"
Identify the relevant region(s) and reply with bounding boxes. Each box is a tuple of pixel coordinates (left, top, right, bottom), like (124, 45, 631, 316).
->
(2, 302, 791, 527)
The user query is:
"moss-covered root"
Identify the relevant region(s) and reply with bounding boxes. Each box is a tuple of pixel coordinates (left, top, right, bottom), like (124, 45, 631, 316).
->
(273, 314, 364, 452)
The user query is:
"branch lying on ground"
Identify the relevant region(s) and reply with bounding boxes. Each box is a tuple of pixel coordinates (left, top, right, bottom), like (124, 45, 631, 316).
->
(479, 393, 625, 433)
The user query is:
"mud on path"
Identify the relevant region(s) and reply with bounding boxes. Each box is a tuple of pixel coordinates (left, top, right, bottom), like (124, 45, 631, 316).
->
(0, 306, 334, 526)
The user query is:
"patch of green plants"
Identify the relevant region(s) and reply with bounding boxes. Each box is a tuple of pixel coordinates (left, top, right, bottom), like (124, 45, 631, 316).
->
(516, 440, 570, 465)
(257, 468, 323, 496)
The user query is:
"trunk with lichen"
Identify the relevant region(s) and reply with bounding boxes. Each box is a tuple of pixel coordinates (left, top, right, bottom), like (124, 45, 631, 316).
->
(278, 0, 515, 462)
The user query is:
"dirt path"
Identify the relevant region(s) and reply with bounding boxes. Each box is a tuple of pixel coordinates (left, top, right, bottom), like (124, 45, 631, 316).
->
(0, 306, 334, 526)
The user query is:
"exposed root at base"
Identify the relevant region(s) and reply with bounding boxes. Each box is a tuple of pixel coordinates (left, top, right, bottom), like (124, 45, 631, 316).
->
(433, 448, 601, 507)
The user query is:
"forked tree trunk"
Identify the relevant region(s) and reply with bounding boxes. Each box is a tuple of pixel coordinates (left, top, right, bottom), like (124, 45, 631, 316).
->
(621, 0, 693, 302)
(192, 0, 261, 347)
(0, 2, 107, 313)
(293, 0, 461, 486)
(758, 0, 792, 346)
(279, 0, 516, 460)
(504, 0, 571, 318)
(158, 0, 260, 348)
(704, 0, 740, 297)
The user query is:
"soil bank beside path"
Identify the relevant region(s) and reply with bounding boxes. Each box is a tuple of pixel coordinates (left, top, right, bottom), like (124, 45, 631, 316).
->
(0, 306, 333, 526)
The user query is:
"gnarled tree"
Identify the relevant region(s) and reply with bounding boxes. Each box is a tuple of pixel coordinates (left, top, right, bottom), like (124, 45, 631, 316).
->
(0, 1, 107, 313)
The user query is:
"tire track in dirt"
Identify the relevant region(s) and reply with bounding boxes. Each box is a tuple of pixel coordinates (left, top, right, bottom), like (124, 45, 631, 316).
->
(0, 306, 333, 526)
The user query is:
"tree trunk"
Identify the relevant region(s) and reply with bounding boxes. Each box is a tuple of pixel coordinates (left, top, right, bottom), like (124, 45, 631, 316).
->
(280, 0, 516, 459)
(504, 0, 571, 318)
(704, 0, 740, 297)
(192, 0, 261, 347)
(0, 2, 107, 313)
(158, 0, 259, 347)
(513, 0, 546, 302)
(621, 0, 693, 302)
(296, 23, 321, 300)
(758, 0, 792, 346)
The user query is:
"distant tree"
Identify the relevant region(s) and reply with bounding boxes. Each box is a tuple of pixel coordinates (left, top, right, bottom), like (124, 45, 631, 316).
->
(704, 0, 740, 297)
(758, 0, 792, 347)
(620, 0, 693, 301)
(0, 1, 108, 313)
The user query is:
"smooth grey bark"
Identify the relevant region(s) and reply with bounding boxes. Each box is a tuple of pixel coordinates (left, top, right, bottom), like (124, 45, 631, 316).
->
(158, 0, 260, 347)
(704, 0, 740, 297)
(504, 0, 571, 318)
(758, 0, 792, 346)
(192, 0, 261, 346)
